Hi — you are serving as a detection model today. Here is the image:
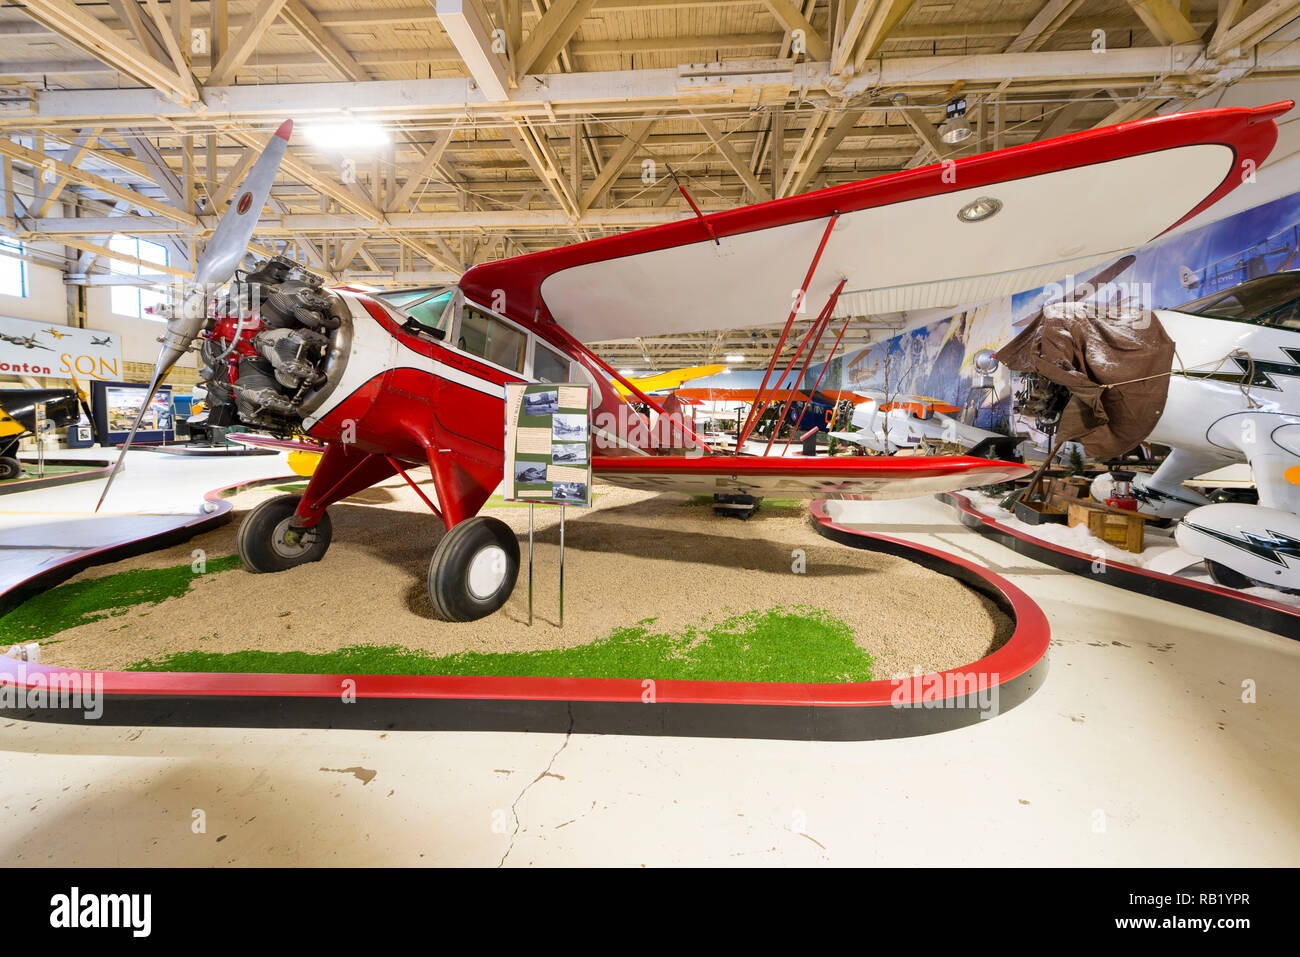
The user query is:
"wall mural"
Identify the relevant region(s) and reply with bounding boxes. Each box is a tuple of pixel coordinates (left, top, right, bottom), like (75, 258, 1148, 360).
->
(819, 188, 1300, 436)
(835, 299, 1014, 432)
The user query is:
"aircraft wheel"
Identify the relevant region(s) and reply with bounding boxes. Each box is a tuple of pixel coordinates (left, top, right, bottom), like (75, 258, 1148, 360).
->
(1206, 559, 1253, 590)
(428, 516, 520, 622)
(0, 456, 21, 481)
(237, 494, 332, 573)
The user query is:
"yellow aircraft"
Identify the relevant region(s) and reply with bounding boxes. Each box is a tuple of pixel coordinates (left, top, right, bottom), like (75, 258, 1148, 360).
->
(612, 364, 726, 397)
(44, 327, 70, 339)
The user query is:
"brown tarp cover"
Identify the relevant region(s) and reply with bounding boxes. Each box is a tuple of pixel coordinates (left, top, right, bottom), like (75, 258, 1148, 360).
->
(996, 303, 1176, 459)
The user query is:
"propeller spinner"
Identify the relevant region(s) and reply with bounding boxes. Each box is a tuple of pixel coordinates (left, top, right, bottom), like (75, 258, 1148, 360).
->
(94, 119, 293, 511)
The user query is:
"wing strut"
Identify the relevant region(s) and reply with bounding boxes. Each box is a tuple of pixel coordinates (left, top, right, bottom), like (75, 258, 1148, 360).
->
(780, 312, 853, 456)
(762, 276, 847, 455)
(668, 164, 719, 246)
(737, 212, 840, 447)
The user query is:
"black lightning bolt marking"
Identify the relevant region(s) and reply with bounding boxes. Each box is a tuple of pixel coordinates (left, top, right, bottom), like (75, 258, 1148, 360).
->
(1182, 521, 1300, 567)
(1176, 346, 1300, 392)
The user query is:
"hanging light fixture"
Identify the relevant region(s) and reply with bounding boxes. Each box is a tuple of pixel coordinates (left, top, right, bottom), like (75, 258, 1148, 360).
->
(939, 96, 972, 144)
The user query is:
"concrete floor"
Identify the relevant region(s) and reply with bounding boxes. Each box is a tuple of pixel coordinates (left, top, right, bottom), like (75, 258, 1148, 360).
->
(1, 464, 1297, 866)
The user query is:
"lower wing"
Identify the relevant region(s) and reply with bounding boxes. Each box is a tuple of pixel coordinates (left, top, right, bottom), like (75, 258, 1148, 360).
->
(592, 454, 1029, 500)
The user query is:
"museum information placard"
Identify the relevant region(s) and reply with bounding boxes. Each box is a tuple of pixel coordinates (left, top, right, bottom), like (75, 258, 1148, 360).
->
(504, 382, 591, 506)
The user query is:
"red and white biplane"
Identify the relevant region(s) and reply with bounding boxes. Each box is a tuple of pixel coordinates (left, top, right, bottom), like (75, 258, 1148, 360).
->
(98, 102, 1289, 620)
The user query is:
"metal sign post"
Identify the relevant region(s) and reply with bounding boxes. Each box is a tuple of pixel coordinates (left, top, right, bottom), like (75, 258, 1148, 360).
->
(528, 502, 534, 627)
(559, 505, 565, 627)
(34, 401, 46, 478)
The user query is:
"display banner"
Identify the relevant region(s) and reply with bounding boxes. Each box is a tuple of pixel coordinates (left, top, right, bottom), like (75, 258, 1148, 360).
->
(504, 382, 592, 506)
(0, 315, 122, 381)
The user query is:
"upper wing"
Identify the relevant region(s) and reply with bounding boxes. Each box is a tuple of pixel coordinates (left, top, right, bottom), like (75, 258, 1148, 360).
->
(592, 454, 1029, 501)
(459, 103, 1289, 344)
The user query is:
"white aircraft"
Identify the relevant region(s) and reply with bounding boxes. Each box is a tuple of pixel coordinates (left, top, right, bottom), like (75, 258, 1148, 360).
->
(1091, 271, 1300, 589)
(831, 392, 1012, 456)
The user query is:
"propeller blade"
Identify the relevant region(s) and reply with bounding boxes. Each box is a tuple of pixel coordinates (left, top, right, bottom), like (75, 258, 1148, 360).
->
(93, 119, 292, 512)
(196, 118, 292, 287)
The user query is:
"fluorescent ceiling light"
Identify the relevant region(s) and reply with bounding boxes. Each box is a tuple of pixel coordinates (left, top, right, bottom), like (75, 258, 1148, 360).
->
(724, 354, 745, 362)
(302, 120, 391, 151)
(618, 369, 636, 376)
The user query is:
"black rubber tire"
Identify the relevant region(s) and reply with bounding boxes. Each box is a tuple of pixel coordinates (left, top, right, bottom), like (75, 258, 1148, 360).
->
(0, 456, 21, 481)
(428, 516, 520, 622)
(236, 494, 332, 573)
(1206, 559, 1254, 590)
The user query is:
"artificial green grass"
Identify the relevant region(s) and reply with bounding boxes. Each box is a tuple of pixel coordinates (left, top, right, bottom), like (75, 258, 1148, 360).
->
(1, 463, 102, 483)
(2, 550, 871, 683)
(0, 555, 242, 645)
(127, 606, 874, 682)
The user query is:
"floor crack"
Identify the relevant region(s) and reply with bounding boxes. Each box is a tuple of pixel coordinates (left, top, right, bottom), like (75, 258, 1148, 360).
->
(497, 705, 574, 868)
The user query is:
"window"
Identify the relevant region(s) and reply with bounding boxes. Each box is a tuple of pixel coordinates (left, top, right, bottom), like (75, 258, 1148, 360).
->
(457, 305, 526, 373)
(108, 235, 169, 319)
(0, 239, 26, 298)
(533, 342, 570, 383)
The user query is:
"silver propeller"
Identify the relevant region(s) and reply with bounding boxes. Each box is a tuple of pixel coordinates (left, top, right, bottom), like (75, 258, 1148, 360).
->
(95, 119, 293, 511)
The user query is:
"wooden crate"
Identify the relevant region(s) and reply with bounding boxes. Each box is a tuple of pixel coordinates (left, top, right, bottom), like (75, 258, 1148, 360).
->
(1066, 501, 1149, 553)
(1046, 476, 1092, 500)
(1013, 497, 1067, 525)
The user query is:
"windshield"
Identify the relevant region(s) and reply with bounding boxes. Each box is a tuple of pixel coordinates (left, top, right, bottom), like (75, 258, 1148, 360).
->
(376, 286, 454, 333)
(1176, 272, 1300, 324)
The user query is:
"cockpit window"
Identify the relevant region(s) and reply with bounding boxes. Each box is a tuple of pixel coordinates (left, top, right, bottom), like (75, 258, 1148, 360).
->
(1176, 272, 1300, 325)
(376, 287, 453, 333)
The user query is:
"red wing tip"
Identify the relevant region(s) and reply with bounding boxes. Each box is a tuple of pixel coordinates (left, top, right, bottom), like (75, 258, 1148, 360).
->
(274, 119, 293, 140)
(1250, 101, 1294, 123)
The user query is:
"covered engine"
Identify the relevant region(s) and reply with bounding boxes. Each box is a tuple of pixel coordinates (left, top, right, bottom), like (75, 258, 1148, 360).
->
(188, 256, 350, 435)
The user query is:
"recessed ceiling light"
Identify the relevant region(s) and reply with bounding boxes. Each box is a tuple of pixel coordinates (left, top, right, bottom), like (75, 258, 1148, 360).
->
(957, 196, 1002, 223)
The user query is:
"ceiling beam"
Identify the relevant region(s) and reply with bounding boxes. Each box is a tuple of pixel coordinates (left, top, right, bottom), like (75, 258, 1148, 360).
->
(389, 128, 457, 211)
(14, 0, 198, 105)
(898, 109, 953, 165)
(206, 0, 292, 88)
(140, 0, 201, 101)
(32, 128, 99, 217)
(788, 109, 866, 194)
(1208, 0, 1300, 56)
(1126, 0, 1200, 44)
(845, 0, 917, 76)
(0, 135, 197, 223)
(438, 0, 513, 100)
(1006, 0, 1086, 53)
(580, 115, 659, 212)
(762, 0, 830, 60)
(280, 0, 370, 82)
(696, 114, 772, 203)
(516, 0, 599, 76)
(21, 45, 1273, 128)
